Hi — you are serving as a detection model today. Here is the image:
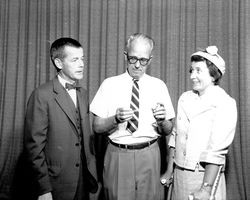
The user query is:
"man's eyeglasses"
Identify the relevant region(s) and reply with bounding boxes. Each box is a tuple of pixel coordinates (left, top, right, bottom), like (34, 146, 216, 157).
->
(124, 52, 152, 66)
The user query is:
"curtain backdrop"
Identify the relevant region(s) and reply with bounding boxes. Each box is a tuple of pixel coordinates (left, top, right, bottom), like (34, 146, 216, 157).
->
(0, 0, 249, 199)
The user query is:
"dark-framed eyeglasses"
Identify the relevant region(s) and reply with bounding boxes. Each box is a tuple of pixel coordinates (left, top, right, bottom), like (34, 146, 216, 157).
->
(124, 52, 152, 66)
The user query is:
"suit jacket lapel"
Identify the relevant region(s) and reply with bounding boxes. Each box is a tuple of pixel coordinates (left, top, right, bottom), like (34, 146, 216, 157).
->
(77, 88, 92, 158)
(53, 77, 78, 132)
(77, 89, 88, 129)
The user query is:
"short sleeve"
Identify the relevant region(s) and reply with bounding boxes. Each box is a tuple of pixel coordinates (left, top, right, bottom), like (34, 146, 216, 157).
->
(90, 79, 109, 118)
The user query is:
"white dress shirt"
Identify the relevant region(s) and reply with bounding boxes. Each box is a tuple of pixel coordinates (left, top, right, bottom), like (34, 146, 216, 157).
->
(58, 75, 77, 107)
(90, 71, 175, 144)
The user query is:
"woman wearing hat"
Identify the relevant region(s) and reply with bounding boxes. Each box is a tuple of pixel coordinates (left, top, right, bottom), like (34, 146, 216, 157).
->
(160, 46, 237, 200)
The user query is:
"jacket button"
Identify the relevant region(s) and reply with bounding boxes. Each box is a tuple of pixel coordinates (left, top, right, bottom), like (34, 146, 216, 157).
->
(75, 163, 80, 167)
(75, 143, 79, 146)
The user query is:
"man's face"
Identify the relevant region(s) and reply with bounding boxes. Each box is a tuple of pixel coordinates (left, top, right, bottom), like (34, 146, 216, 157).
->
(57, 46, 85, 82)
(126, 40, 152, 80)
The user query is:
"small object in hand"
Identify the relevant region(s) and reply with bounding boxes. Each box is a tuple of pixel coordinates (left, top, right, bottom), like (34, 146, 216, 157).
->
(153, 103, 163, 112)
(161, 178, 167, 185)
(152, 122, 158, 128)
(188, 195, 194, 200)
(161, 175, 173, 186)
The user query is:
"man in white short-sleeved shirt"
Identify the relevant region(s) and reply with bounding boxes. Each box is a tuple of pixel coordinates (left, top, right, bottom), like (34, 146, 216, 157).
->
(90, 33, 175, 200)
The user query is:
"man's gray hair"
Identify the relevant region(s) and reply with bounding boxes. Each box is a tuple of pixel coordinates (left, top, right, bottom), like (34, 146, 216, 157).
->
(125, 33, 155, 52)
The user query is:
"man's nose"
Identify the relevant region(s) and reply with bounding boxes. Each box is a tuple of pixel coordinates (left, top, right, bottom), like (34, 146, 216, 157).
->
(134, 60, 141, 68)
(79, 59, 84, 67)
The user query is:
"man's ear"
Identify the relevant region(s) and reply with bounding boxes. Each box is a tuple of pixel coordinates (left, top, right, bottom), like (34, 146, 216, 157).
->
(148, 56, 153, 65)
(54, 58, 63, 70)
(123, 51, 127, 60)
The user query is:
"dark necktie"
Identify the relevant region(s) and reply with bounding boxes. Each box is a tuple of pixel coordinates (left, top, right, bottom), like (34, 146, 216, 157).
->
(127, 79, 139, 134)
(65, 82, 81, 90)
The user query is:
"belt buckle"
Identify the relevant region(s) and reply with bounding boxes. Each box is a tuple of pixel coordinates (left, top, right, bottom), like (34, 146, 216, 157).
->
(148, 139, 156, 147)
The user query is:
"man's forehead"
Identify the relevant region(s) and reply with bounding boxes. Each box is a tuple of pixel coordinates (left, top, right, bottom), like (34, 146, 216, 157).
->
(63, 46, 83, 54)
(129, 40, 151, 54)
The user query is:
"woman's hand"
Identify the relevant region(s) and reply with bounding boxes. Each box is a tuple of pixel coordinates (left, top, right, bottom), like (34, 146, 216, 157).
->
(160, 170, 173, 187)
(188, 187, 212, 200)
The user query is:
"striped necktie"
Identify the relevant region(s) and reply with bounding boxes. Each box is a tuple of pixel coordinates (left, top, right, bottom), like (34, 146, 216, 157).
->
(127, 79, 139, 134)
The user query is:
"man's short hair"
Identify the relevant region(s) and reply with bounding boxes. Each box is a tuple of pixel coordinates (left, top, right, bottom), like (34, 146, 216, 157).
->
(50, 37, 82, 70)
(125, 33, 155, 53)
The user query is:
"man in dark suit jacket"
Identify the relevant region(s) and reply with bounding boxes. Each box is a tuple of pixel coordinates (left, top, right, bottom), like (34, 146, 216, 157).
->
(24, 37, 98, 200)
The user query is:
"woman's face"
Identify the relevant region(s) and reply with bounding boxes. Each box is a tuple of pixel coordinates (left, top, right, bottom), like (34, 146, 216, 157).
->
(190, 61, 214, 96)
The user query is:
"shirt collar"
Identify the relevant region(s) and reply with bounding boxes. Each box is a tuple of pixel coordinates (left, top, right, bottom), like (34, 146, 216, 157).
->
(125, 69, 148, 83)
(192, 85, 224, 105)
(57, 74, 76, 89)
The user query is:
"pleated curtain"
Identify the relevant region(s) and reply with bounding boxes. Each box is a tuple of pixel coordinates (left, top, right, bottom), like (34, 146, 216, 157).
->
(0, 0, 250, 199)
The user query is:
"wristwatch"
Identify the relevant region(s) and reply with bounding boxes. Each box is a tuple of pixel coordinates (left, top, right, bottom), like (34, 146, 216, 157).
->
(201, 182, 213, 193)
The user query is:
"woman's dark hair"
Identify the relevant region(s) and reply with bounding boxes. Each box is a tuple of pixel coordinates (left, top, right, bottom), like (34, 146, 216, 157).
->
(190, 55, 222, 85)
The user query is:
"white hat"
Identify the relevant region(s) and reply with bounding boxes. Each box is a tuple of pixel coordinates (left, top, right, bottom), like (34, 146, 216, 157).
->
(191, 46, 226, 75)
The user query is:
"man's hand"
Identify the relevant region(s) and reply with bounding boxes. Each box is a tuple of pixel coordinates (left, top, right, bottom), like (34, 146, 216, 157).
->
(38, 192, 53, 200)
(152, 103, 166, 124)
(115, 108, 134, 123)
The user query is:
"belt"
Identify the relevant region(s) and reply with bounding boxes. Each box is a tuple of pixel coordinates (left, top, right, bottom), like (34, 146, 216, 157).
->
(109, 138, 158, 150)
(175, 164, 224, 173)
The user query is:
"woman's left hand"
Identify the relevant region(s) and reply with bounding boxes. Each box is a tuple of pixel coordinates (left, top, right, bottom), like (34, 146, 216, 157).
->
(189, 188, 212, 200)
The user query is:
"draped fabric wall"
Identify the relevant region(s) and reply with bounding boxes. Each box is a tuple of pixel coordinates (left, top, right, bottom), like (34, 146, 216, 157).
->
(0, 0, 249, 199)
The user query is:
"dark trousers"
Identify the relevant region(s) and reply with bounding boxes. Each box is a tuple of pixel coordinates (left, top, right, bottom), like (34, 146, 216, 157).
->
(74, 162, 89, 200)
